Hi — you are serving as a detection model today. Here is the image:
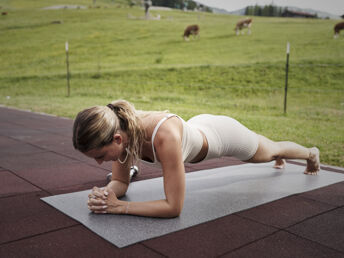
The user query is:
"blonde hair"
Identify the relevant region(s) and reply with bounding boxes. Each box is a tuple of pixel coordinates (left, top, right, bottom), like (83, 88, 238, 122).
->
(73, 100, 145, 162)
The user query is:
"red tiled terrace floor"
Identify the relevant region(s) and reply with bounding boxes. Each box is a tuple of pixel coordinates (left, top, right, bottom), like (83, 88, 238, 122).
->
(0, 106, 343, 258)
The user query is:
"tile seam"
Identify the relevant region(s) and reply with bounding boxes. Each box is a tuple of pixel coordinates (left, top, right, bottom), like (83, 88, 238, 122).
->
(6, 139, 85, 164)
(0, 224, 80, 246)
(216, 230, 282, 257)
(297, 193, 342, 208)
(235, 200, 339, 232)
(0, 189, 44, 200)
(0, 168, 51, 195)
(282, 229, 344, 254)
(234, 213, 282, 230)
(284, 206, 341, 230)
(7, 119, 71, 139)
(140, 243, 169, 257)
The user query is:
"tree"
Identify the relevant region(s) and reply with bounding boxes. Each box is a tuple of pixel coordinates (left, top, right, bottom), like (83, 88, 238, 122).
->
(244, 4, 293, 17)
(186, 0, 197, 10)
(151, 0, 198, 10)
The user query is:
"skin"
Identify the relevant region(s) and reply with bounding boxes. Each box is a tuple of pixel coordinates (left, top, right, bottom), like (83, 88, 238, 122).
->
(85, 114, 185, 218)
(84, 113, 320, 218)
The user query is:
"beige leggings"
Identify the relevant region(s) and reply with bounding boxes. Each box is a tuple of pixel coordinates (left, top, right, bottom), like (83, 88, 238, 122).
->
(187, 114, 259, 161)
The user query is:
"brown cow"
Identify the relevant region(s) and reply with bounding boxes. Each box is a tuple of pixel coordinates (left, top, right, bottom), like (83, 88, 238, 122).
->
(235, 18, 252, 35)
(183, 24, 199, 41)
(334, 22, 344, 39)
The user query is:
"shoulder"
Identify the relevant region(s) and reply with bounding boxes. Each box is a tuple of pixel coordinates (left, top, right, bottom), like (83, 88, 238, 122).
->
(154, 116, 184, 164)
(154, 116, 183, 148)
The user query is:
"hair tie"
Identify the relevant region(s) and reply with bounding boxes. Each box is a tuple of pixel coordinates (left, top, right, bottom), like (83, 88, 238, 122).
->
(106, 104, 116, 112)
(106, 104, 126, 130)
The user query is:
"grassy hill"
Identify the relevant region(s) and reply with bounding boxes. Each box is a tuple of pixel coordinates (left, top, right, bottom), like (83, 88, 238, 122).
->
(0, 0, 343, 166)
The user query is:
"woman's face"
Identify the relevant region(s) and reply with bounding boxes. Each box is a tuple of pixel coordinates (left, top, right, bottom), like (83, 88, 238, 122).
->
(84, 133, 124, 165)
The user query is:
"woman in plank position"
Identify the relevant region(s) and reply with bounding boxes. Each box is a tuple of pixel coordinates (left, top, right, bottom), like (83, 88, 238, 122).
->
(73, 100, 320, 218)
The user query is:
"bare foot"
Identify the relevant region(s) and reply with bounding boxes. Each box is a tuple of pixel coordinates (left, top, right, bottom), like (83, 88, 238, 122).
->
(304, 147, 320, 175)
(274, 158, 286, 169)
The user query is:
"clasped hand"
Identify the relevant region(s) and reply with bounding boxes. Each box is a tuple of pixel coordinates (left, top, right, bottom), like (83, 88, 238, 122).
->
(87, 186, 124, 214)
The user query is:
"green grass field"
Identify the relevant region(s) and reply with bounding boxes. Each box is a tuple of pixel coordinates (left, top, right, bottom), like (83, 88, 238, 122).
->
(0, 0, 343, 166)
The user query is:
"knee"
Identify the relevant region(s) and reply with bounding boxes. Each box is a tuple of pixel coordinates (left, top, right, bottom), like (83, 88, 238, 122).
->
(249, 147, 275, 163)
(251, 151, 276, 163)
(249, 136, 280, 162)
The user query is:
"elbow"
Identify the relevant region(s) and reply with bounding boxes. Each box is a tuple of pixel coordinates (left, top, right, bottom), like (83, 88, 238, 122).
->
(170, 210, 181, 218)
(168, 203, 183, 218)
(168, 209, 181, 218)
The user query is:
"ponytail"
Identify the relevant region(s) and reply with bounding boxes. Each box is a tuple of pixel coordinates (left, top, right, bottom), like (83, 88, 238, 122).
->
(107, 100, 145, 162)
(73, 100, 145, 163)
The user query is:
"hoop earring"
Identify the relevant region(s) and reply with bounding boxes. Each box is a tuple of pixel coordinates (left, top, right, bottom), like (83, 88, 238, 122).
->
(118, 147, 129, 164)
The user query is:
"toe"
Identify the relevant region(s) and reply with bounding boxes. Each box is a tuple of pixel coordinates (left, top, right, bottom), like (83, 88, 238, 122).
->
(304, 170, 319, 175)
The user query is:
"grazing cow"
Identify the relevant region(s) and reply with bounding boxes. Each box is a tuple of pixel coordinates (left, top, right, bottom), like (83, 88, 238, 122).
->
(1, 12, 7, 15)
(235, 18, 252, 35)
(183, 24, 200, 41)
(334, 22, 344, 39)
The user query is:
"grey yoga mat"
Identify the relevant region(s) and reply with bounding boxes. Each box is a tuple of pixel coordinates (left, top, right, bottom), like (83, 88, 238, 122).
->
(42, 162, 344, 248)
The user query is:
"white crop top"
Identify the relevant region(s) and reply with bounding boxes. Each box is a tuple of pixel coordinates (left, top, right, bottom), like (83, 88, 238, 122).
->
(140, 114, 203, 168)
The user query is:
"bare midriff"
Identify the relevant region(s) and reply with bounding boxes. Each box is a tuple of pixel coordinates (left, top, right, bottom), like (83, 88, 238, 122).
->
(190, 130, 208, 163)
